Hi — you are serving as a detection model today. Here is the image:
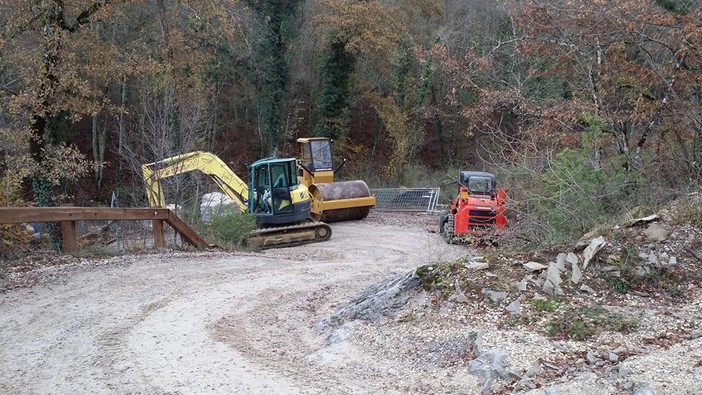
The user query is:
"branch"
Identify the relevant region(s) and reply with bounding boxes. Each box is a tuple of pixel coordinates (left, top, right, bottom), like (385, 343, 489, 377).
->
(686, 247, 702, 263)
(633, 30, 677, 54)
(472, 37, 525, 66)
(62, 0, 111, 33)
(75, 1, 109, 27)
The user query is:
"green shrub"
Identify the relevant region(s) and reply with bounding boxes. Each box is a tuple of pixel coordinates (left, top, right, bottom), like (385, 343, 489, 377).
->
(566, 320, 596, 340)
(545, 312, 597, 340)
(497, 119, 661, 249)
(544, 305, 639, 340)
(608, 277, 631, 294)
(608, 314, 640, 333)
(199, 211, 256, 249)
(530, 297, 560, 312)
(530, 142, 628, 242)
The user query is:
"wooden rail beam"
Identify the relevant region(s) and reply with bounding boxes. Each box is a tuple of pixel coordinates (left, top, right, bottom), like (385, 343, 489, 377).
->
(0, 207, 170, 223)
(0, 207, 208, 251)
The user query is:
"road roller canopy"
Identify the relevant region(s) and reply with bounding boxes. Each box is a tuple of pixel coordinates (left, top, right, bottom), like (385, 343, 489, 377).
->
(297, 137, 333, 172)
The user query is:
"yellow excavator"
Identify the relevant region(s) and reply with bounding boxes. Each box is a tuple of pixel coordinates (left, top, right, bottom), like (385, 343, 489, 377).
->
(142, 152, 331, 249)
(296, 137, 376, 222)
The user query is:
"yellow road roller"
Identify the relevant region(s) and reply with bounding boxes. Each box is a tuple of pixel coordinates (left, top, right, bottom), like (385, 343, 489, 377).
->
(297, 137, 376, 222)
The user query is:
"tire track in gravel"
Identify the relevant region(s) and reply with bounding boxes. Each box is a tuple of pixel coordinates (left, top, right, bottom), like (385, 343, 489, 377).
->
(0, 217, 467, 394)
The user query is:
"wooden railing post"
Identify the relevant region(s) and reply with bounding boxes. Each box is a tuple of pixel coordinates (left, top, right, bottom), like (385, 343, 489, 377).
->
(61, 220, 77, 253)
(152, 219, 165, 248)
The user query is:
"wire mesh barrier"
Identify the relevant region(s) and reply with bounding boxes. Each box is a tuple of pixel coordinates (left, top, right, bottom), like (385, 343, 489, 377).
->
(370, 188, 442, 213)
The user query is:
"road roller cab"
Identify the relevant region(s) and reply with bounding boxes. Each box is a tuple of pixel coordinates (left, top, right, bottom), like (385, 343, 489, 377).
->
(298, 137, 335, 183)
(297, 137, 376, 222)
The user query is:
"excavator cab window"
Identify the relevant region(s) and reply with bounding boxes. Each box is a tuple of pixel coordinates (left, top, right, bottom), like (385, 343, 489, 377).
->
(270, 163, 294, 214)
(251, 159, 297, 215)
(253, 166, 271, 213)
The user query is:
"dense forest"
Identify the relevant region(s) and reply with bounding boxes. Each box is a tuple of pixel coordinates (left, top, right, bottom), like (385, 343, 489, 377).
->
(0, 0, 700, 247)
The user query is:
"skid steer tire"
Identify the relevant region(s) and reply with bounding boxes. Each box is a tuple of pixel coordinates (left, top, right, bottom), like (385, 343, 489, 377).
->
(438, 210, 448, 235)
(441, 214, 455, 244)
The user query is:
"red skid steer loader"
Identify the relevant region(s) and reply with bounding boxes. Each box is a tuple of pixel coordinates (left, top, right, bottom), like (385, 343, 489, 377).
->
(439, 171, 507, 244)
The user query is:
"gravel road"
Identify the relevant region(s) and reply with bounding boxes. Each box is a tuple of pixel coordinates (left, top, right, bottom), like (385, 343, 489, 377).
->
(0, 214, 471, 394)
(3, 212, 702, 394)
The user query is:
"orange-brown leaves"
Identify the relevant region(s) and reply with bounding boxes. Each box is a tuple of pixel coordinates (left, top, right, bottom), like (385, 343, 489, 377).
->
(318, 0, 402, 55)
(452, 0, 701, 161)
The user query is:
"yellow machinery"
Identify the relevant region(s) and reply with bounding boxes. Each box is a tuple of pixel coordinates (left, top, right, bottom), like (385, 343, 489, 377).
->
(297, 137, 376, 222)
(142, 152, 331, 249)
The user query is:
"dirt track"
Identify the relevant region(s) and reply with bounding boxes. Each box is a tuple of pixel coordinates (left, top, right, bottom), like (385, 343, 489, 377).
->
(0, 214, 470, 394)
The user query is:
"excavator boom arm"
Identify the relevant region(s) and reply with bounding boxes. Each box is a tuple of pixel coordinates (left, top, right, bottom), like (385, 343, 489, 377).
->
(141, 151, 249, 212)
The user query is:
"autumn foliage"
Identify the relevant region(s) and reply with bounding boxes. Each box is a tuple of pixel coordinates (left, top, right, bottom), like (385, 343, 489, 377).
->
(0, 0, 699, 251)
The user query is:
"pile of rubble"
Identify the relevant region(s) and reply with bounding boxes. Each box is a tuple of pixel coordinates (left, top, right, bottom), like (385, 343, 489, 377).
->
(451, 208, 701, 301)
(430, 207, 701, 392)
(334, 201, 702, 394)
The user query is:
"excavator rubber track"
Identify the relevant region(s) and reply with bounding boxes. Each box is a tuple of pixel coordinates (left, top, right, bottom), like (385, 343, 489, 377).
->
(245, 221, 332, 249)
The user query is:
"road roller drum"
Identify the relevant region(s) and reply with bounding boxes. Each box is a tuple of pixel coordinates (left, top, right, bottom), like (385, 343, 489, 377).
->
(308, 180, 374, 222)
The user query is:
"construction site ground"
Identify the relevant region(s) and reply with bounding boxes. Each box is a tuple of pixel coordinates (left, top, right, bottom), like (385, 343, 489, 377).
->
(1, 211, 701, 394)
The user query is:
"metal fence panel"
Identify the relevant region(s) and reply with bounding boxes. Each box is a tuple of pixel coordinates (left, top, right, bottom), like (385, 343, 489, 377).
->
(370, 188, 441, 212)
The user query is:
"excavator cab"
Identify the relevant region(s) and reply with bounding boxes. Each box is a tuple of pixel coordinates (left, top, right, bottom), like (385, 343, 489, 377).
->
(248, 158, 311, 227)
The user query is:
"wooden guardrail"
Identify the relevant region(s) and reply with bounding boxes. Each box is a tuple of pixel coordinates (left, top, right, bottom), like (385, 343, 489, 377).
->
(0, 207, 209, 253)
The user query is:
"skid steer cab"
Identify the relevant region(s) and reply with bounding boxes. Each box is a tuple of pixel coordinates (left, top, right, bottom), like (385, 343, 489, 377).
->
(439, 171, 507, 244)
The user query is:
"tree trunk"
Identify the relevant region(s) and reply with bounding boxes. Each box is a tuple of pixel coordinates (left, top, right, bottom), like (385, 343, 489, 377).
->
(92, 114, 107, 189)
(430, 86, 446, 167)
(117, 78, 127, 182)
